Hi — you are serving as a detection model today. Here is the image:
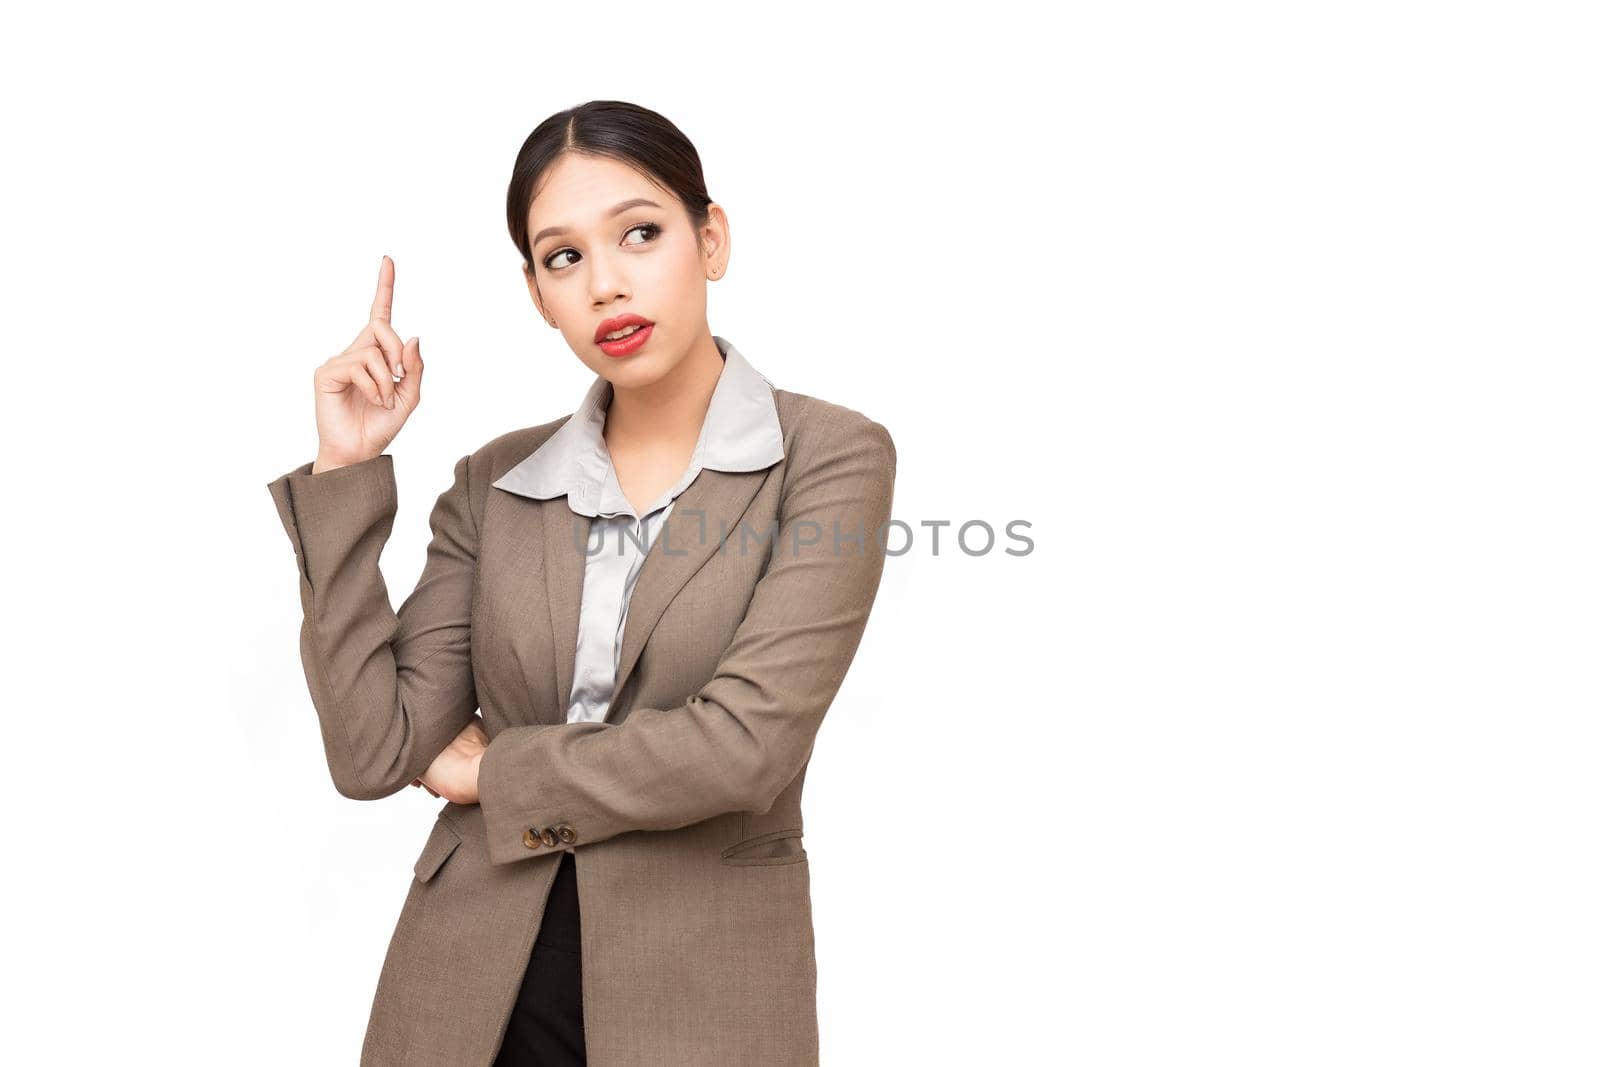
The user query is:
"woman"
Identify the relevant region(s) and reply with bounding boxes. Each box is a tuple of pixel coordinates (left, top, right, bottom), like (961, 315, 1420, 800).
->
(265, 100, 897, 1066)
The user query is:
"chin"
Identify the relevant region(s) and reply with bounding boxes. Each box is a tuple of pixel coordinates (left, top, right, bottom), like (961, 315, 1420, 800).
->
(604, 342, 683, 380)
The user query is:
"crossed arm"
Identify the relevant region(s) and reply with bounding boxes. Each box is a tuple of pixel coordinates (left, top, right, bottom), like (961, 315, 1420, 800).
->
(266, 412, 896, 865)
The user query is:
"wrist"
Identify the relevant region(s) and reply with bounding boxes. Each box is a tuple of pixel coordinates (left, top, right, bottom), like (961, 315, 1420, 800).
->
(312, 449, 378, 475)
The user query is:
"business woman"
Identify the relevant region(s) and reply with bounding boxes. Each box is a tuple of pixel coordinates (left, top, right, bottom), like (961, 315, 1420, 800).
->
(265, 100, 897, 1066)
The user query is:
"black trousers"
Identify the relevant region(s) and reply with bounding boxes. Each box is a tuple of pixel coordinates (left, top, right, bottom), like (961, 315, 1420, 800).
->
(493, 850, 586, 1065)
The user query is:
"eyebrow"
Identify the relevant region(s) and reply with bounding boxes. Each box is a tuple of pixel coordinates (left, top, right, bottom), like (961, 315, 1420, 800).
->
(531, 198, 663, 248)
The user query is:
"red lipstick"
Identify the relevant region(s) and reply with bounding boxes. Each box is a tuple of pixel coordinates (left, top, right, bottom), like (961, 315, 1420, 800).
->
(593, 313, 655, 358)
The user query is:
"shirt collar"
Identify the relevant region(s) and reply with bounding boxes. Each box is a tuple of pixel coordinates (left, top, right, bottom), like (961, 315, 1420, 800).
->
(491, 334, 785, 517)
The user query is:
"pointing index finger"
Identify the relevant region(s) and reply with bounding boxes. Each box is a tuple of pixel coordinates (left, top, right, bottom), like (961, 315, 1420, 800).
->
(370, 255, 394, 324)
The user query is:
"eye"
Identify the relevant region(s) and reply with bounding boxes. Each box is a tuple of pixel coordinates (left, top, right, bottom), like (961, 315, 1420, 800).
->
(622, 221, 661, 246)
(542, 222, 663, 272)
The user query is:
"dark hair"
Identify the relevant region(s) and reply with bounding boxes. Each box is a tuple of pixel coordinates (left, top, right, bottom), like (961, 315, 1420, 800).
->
(506, 100, 713, 274)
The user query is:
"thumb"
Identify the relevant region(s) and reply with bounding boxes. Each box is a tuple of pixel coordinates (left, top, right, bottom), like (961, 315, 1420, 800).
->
(395, 336, 422, 406)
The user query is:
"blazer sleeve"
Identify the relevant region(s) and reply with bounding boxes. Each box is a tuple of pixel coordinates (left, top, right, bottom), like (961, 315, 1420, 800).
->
(266, 452, 481, 800)
(476, 414, 897, 865)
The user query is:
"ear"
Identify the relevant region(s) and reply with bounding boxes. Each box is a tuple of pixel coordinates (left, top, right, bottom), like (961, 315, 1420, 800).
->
(701, 202, 731, 277)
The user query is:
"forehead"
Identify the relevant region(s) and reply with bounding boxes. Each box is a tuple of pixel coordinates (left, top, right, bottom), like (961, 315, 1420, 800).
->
(527, 153, 672, 236)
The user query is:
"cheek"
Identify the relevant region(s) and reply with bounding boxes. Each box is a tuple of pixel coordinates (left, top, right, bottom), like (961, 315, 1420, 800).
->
(657, 234, 709, 285)
(643, 245, 693, 287)
(650, 255, 708, 314)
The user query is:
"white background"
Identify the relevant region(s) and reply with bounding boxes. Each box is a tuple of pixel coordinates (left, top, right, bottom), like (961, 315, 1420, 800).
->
(6, 2, 1596, 1063)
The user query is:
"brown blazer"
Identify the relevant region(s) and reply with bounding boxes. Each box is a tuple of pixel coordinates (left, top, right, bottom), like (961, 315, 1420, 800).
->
(265, 385, 897, 1066)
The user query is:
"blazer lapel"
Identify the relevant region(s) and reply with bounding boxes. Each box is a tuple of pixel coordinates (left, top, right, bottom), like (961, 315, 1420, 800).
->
(608, 465, 772, 719)
(540, 499, 593, 721)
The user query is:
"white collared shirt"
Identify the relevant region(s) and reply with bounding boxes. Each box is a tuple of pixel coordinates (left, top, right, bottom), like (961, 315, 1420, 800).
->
(490, 335, 785, 724)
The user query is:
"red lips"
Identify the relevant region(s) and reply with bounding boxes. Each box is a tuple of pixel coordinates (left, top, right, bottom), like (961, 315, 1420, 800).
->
(594, 313, 654, 343)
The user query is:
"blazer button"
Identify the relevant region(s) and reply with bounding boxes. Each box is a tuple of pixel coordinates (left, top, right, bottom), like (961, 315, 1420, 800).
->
(556, 824, 576, 844)
(540, 827, 559, 848)
(522, 828, 542, 849)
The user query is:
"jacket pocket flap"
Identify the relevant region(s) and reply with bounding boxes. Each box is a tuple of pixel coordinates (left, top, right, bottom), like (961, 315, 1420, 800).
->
(414, 816, 463, 883)
(721, 828, 807, 866)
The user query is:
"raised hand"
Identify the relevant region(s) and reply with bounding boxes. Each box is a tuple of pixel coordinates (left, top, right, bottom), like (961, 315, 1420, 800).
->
(311, 255, 425, 472)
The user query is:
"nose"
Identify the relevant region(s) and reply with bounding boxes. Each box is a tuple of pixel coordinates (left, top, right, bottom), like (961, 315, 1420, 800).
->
(586, 248, 630, 306)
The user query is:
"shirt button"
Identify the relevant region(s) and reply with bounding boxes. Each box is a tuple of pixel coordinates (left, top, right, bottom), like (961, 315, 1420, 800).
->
(540, 827, 559, 848)
(522, 828, 542, 849)
(556, 824, 577, 844)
